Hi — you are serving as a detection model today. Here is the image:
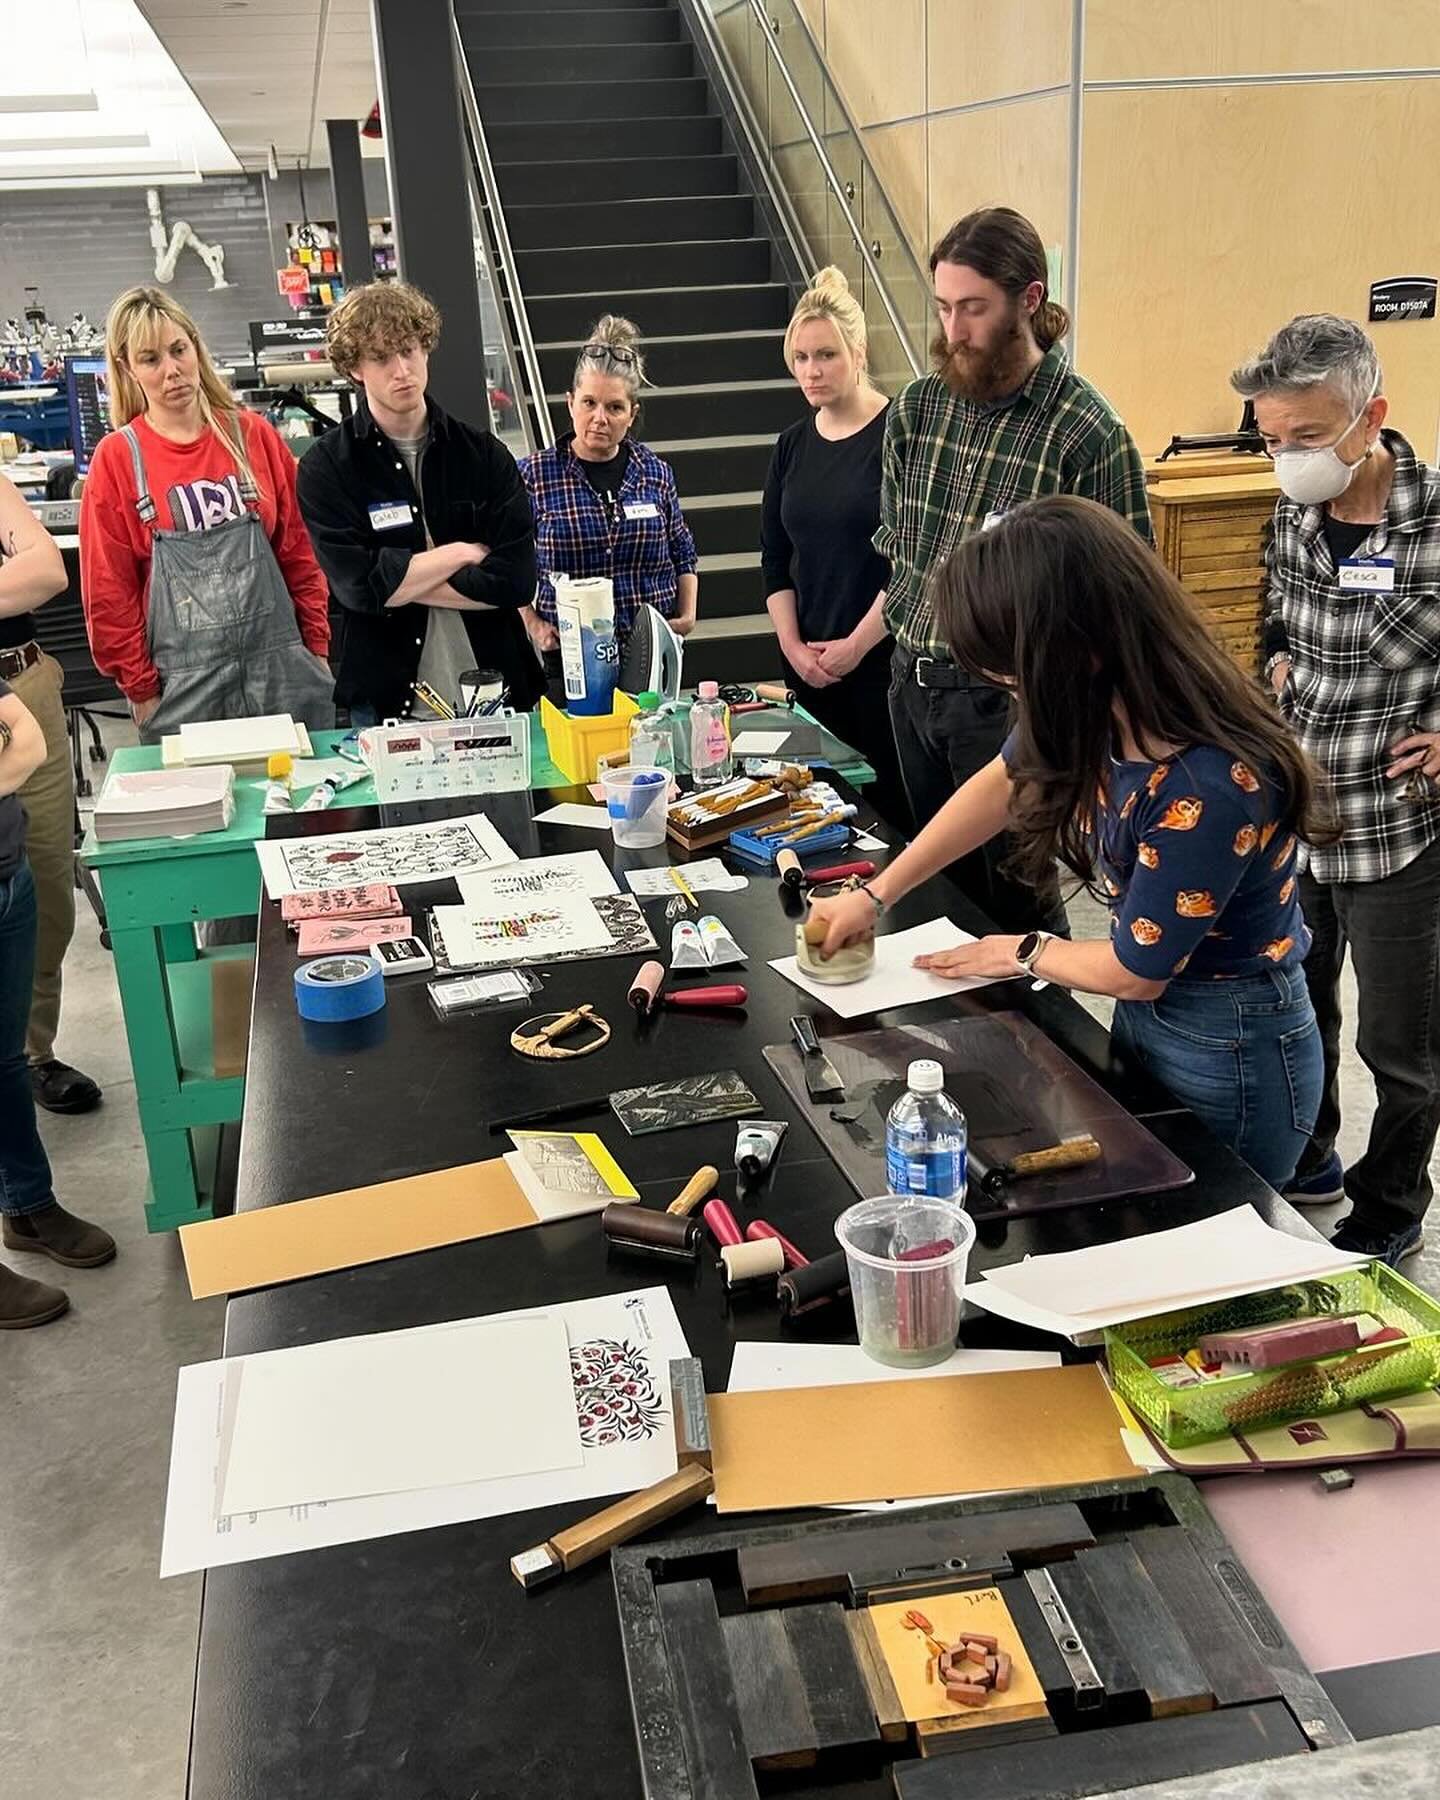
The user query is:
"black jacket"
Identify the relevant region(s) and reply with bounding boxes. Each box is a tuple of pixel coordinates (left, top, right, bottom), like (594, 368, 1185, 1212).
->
(296, 395, 544, 717)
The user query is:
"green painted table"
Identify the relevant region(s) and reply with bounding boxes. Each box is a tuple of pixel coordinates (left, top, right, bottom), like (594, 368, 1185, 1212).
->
(82, 711, 874, 1230)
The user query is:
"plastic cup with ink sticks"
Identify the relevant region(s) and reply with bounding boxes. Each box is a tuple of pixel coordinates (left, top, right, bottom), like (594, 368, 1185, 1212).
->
(835, 1195, 976, 1369)
(602, 765, 670, 849)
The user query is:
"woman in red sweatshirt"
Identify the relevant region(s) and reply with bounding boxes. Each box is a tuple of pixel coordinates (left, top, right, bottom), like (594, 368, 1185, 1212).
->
(79, 287, 334, 741)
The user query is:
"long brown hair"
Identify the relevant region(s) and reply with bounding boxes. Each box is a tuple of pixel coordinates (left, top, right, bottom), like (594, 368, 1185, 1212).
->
(930, 207, 1069, 351)
(104, 286, 257, 493)
(933, 496, 1338, 892)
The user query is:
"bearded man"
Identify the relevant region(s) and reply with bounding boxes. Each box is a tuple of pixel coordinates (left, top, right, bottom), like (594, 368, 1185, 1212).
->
(874, 206, 1151, 931)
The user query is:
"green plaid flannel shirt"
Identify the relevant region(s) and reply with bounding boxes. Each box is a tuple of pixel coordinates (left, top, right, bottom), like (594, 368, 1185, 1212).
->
(875, 345, 1153, 656)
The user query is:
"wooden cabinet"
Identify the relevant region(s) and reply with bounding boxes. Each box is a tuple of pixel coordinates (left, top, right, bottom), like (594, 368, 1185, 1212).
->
(1147, 468, 1279, 675)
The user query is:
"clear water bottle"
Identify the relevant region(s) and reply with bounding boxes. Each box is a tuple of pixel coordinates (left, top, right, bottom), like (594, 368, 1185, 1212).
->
(689, 680, 733, 789)
(628, 690, 675, 778)
(885, 1060, 968, 1203)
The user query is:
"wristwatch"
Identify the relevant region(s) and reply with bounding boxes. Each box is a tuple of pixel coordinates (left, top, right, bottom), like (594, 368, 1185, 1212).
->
(1014, 929, 1053, 976)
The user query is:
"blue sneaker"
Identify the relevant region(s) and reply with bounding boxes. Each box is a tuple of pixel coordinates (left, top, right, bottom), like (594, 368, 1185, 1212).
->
(1284, 1151, 1346, 1207)
(1330, 1216, 1424, 1269)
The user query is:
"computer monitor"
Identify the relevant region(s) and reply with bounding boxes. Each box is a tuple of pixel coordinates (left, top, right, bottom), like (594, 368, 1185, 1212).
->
(64, 355, 111, 475)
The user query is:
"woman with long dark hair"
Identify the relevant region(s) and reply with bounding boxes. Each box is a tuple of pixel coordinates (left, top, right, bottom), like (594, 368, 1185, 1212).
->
(811, 495, 1337, 1189)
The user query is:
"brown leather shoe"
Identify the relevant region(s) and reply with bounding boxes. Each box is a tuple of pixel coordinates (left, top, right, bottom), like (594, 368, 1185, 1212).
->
(0, 1260, 70, 1328)
(3, 1203, 117, 1269)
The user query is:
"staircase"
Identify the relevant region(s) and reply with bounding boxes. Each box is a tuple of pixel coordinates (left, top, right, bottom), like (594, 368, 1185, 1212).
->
(456, 0, 805, 683)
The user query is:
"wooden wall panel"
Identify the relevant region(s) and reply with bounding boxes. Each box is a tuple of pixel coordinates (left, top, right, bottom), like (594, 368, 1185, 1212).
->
(1085, 0, 1440, 82)
(1077, 80, 1440, 454)
(927, 0, 1071, 112)
(927, 92, 1069, 251)
(862, 119, 929, 255)
(822, 0, 926, 125)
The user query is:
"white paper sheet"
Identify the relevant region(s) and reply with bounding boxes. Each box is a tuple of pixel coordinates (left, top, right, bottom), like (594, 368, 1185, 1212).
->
(769, 917, 999, 1018)
(534, 802, 612, 829)
(977, 1205, 1366, 1322)
(219, 1314, 580, 1515)
(726, 1341, 1061, 1392)
(623, 858, 748, 899)
(457, 851, 618, 906)
(431, 891, 614, 968)
(161, 1288, 690, 1576)
(731, 730, 790, 756)
(853, 829, 886, 851)
(178, 713, 301, 763)
(254, 813, 517, 897)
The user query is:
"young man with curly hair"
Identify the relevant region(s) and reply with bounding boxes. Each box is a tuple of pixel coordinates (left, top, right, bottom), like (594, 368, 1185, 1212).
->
(297, 281, 543, 723)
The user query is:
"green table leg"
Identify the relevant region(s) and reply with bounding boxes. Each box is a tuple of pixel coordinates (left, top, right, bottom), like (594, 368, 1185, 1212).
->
(160, 922, 198, 963)
(109, 924, 182, 1101)
(142, 1128, 204, 1232)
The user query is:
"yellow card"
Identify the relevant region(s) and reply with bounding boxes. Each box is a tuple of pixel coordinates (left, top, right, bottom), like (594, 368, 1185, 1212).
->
(868, 1586, 1047, 1727)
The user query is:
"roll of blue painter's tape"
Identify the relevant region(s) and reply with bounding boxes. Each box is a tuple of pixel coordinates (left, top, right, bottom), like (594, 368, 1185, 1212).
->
(294, 953, 386, 1022)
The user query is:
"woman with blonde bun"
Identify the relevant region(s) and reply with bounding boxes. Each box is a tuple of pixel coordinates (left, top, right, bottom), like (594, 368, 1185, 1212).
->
(762, 268, 907, 828)
(521, 315, 698, 680)
(79, 286, 332, 741)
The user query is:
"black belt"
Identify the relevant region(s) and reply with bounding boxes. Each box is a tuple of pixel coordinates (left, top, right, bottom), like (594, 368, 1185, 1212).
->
(0, 640, 41, 681)
(895, 648, 972, 690)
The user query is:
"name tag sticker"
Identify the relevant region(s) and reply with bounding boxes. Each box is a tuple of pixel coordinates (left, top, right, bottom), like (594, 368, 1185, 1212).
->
(622, 501, 660, 521)
(368, 502, 412, 532)
(981, 509, 1008, 532)
(1338, 557, 1395, 592)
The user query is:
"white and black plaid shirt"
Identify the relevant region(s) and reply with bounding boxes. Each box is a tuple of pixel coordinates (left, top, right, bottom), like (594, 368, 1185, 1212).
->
(1268, 430, 1440, 884)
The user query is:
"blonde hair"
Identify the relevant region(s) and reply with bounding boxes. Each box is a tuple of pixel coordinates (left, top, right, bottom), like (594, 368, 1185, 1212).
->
(572, 315, 644, 406)
(104, 286, 257, 492)
(327, 280, 441, 380)
(783, 267, 871, 383)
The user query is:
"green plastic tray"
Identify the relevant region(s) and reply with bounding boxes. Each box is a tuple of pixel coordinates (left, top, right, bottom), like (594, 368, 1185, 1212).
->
(1106, 1261, 1440, 1447)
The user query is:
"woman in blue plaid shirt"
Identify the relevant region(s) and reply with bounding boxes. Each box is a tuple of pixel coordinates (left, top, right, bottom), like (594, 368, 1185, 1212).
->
(520, 317, 697, 677)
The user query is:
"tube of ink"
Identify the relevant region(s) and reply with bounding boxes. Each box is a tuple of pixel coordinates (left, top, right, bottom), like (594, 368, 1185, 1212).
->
(262, 751, 294, 814)
(735, 1119, 787, 1181)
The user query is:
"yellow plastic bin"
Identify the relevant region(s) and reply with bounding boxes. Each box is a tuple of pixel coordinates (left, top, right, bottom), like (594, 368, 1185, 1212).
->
(540, 692, 640, 784)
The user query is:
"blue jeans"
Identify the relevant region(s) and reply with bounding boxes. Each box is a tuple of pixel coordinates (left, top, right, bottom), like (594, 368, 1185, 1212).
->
(1112, 965, 1322, 1191)
(0, 862, 56, 1217)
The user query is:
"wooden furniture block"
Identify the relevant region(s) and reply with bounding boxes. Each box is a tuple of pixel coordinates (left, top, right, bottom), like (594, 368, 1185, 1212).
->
(1148, 471, 1278, 676)
(720, 1611, 819, 1769)
(893, 1700, 1310, 1798)
(1073, 1542, 1215, 1719)
(655, 1580, 759, 1800)
(846, 1608, 910, 1744)
(781, 1602, 881, 1751)
(738, 1503, 1096, 1605)
(1129, 1527, 1281, 1707)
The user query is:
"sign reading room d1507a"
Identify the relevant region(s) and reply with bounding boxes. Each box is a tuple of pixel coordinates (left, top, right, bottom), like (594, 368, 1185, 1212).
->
(1369, 276, 1437, 322)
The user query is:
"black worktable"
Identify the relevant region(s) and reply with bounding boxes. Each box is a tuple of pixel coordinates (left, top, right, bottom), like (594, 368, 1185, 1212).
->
(189, 782, 1310, 1800)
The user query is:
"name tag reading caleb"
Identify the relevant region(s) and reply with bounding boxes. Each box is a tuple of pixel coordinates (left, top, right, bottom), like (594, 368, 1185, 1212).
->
(1338, 557, 1395, 593)
(368, 502, 413, 533)
(622, 501, 660, 521)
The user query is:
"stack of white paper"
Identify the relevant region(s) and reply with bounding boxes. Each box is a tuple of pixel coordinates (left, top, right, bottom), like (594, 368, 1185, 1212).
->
(93, 764, 235, 841)
(161, 1288, 690, 1576)
(173, 713, 304, 766)
(966, 1207, 1369, 1341)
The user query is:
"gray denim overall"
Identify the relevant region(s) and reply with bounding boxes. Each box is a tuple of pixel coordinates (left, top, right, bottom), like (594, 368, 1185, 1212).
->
(122, 424, 335, 745)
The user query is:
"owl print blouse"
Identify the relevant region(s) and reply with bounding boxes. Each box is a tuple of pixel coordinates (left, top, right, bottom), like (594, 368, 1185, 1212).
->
(1091, 746, 1310, 982)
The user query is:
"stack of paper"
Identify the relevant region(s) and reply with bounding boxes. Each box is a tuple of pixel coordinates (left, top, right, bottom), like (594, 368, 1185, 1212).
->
(172, 713, 305, 766)
(161, 1288, 691, 1576)
(966, 1206, 1369, 1341)
(93, 764, 235, 841)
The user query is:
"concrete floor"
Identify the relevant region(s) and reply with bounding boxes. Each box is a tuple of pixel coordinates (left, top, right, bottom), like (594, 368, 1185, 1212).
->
(3, 739, 1437, 1798)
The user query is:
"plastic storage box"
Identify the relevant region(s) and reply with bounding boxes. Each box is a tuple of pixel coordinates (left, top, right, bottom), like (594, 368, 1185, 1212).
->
(540, 691, 639, 784)
(1105, 1261, 1440, 1447)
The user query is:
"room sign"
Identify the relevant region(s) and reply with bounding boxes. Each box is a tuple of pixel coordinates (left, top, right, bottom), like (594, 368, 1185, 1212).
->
(1368, 276, 1436, 322)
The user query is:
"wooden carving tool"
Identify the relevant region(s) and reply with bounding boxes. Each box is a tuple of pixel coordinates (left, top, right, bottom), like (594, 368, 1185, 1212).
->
(975, 1135, 1103, 1193)
(667, 1165, 719, 1216)
(512, 1357, 712, 1590)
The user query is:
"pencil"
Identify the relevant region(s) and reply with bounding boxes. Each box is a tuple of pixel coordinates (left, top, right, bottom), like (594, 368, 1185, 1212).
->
(669, 866, 698, 911)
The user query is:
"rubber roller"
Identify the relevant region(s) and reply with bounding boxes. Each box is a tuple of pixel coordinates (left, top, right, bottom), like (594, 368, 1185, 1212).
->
(776, 848, 804, 891)
(720, 1237, 785, 1287)
(601, 1202, 700, 1261)
(627, 960, 666, 1014)
(702, 1197, 744, 1248)
(777, 1249, 852, 1318)
(745, 1219, 809, 1271)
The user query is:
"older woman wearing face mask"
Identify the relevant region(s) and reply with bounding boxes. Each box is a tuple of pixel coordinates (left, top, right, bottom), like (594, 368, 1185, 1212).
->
(1231, 314, 1440, 1267)
(520, 316, 697, 681)
(79, 286, 333, 742)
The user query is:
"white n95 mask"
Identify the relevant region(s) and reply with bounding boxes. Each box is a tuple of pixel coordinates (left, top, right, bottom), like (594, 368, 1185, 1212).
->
(1272, 386, 1378, 505)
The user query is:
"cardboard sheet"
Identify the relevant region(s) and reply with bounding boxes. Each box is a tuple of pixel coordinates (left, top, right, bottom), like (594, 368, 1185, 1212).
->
(219, 1312, 581, 1515)
(179, 1158, 539, 1300)
(707, 1365, 1137, 1512)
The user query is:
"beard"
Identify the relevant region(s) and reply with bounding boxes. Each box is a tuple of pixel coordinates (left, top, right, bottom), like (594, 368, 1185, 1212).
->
(931, 306, 1032, 403)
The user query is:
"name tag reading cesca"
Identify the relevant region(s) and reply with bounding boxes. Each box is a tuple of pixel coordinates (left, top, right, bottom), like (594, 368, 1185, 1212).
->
(1338, 557, 1395, 593)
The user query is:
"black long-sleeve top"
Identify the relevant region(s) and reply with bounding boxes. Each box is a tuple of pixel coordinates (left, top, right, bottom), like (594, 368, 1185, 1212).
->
(760, 405, 890, 642)
(296, 395, 543, 717)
